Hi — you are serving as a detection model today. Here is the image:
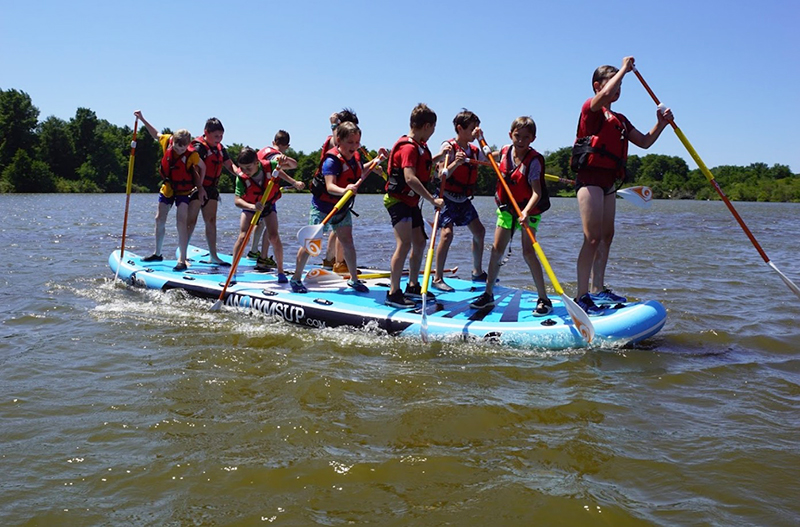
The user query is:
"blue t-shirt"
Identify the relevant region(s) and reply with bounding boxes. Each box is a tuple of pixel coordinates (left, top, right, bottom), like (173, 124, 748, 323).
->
(311, 155, 360, 213)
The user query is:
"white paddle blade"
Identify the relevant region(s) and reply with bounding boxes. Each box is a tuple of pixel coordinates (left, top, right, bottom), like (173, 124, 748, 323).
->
(303, 268, 345, 286)
(617, 186, 653, 209)
(562, 294, 595, 344)
(768, 261, 800, 300)
(297, 224, 324, 256)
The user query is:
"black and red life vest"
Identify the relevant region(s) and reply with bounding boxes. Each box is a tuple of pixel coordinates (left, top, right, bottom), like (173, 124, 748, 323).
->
(496, 145, 550, 215)
(159, 140, 195, 194)
(311, 147, 363, 205)
(385, 136, 432, 207)
(570, 107, 629, 178)
(442, 139, 479, 197)
(239, 157, 281, 205)
(310, 136, 361, 196)
(192, 135, 225, 188)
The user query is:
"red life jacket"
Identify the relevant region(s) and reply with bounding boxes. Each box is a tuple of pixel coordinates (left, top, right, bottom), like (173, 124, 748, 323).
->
(258, 146, 282, 161)
(192, 135, 224, 187)
(311, 136, 361, 195)
(311, 147, 363, 205)
(496, 146, 550, 215)
(385, 136, 432, 207)
(570, 106, 629, 178)
(159, 140, 195, 195)
(442, 139, 479, 197)
(239, 159, 281, 205)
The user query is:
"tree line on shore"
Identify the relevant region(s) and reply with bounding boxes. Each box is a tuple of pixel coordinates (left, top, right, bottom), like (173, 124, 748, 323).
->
(2, 88, 799, 201)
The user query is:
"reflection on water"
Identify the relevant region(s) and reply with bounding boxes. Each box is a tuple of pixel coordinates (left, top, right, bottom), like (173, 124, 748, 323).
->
(1, 194, 799, 525)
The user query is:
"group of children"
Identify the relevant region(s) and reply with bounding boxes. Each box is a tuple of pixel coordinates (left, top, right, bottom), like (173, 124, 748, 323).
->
(135, 56, 672, 316)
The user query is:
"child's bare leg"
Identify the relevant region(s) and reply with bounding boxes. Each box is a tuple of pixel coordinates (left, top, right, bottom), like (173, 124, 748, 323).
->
(264, 213, 284, 273)
(175, 202, 190, 265)
(154, 201, 171, 256)
(486, 226, 511, 297)
(389, 221, 412, 294)
(468, 217, 486, 276)
(434, 224, 454, 282)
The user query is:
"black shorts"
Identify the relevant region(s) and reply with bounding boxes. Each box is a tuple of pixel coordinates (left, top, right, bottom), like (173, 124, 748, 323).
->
(575, 180, 617, 196)
(386, 201, 425, 229)
(203, 185, 220, 202)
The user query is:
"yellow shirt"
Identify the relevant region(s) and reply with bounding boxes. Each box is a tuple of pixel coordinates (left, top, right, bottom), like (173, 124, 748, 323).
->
(158, 134, 201, 197)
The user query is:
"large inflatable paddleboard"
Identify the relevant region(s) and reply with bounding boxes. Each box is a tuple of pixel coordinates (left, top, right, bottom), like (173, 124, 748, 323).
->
(108, 245, 667, 349)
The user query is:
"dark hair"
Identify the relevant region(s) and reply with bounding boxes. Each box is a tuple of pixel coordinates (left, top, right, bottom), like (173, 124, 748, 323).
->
(205, 117, 224, 133)
(592, 65, 619, 90)
(410, 103, 436, 129)
(453, 109, 480, 132)
(274, 130, 290, 146)
(237, 146, 257, 165)
(336, 108, 359, 125)
(510, 116, 536, 137)
(335, 121, 361, 141)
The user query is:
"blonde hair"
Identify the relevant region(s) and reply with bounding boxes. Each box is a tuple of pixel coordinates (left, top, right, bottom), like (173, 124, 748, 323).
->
(335, 121, 361, 141)
(173, 129, 192, 146)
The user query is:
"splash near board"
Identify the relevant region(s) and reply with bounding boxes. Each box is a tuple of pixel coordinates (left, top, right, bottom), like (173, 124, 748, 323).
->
(109, 245, 666, 350)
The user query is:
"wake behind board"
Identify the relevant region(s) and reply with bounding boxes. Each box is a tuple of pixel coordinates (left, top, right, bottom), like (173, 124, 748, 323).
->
(109, 245, 667, 350)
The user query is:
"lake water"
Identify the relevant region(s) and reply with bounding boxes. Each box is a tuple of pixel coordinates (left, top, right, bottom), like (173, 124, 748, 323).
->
(1, 193, 799, 526)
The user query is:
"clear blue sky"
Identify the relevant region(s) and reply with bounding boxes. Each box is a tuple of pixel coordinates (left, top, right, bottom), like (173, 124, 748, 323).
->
(3, 0, 798, 172)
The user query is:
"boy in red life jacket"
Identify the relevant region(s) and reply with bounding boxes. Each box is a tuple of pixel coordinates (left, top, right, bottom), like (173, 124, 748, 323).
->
(248, 130, 296, 265)
(383, 103, 447, 308)
(571, 57, 673, 314)
(290, 122, 379, 294)
(134, 110, 206, 272)
(469, 117, 552, 316)
(187, 117, 238, 267)
(431, 109, 488, 293)
(233, 147, 303, 283)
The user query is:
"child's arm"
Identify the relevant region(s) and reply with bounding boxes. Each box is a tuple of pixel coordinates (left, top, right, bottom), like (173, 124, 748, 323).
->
(133, 110, 160, 141)
(628, 107, 674, 149)
(273, 154, 298, 170)
(275, 168, 305, 191)
(519, 178, 542, 226)
(234, 194, 259, 212)
(193, 157, 207, 200)
(404, 167, 443, 209)
(590, 56, 635, 112)
(222, 158, 240, 176)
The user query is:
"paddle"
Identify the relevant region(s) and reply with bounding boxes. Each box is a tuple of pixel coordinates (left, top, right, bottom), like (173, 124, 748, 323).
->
(615, 185, 653, 209)
(539, 173, 652, 209)
(420, 153, 450, 343)
(359, 146, 388, 180)
(472, 160, 652, 208)
(477, 132, 595, 343)
(296, 154, 384, 256)
(115, 117, 139, 282)
(633, 66, 800, 300)
(210, 176, 277, 311)
(303, 266, 459, 285)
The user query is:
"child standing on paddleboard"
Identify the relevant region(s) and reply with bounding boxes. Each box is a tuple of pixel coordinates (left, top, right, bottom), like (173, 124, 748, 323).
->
(469, 116, 552, 316)
(233, 147, 303, 283)
(291, 122, 380, 294)
(431, 109, 488, 293)
(187, 117, 237, 267)
(383, 103, 447, 308)
(134, 110, 205, 272)
(571, 56, 672, 314)
(248, 130, 297, 268)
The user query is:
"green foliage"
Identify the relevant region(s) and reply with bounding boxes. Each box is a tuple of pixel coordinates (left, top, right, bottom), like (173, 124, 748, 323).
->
(1, 149, 56, 193)
(0, 87, 798, 200)
(0, 89, 39, 174)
